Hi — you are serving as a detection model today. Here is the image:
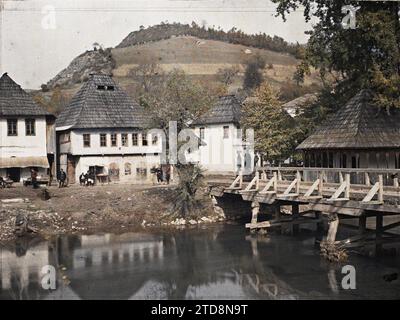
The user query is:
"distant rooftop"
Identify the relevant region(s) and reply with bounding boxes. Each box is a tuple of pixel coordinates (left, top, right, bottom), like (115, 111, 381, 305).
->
(282, 93, 317, 118)
(193, 95, 241, 126)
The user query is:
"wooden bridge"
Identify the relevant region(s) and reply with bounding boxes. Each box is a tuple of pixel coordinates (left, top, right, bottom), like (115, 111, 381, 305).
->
(208, 167, 400, 254)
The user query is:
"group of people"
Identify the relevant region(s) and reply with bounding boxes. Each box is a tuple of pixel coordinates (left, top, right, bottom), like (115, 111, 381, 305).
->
(79, 171, 96, 187)
(152, 164, 171, 185)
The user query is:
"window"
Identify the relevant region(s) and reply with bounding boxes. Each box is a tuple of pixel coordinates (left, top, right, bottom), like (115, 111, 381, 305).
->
(132, 133, 138, 146)
(111, 133, 117, 147)
(142, 133, 148, 146)
(25, 119, 35, 136)
(341, 154, 347, 168)
(7, 119, 17, 136)
(152, 134, 158, 146)
(83, 134, 91, 148)
(107, 86, 115, 91)
(200, 127, 205, 140)
(328, 152, 334, 168)
(236, 128, 242, 140)
(223, 126, 229, 139)
(100, 134, 107, 147)
(97, 85, 105, 90)
(121, 133, 128, 147)
(322, 152, 328, 168)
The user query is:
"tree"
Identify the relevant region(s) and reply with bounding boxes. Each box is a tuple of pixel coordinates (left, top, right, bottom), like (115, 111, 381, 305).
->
(140, 70, 216, 218)
(243, 55, 266, 90)
(216, 65, 240, 86)
(141, 69, 215, 135)
(129, 61, 164, 95)
(272, 0, 400, 110)
(242, 82, 298, 163)
(33, 87, 69, 115)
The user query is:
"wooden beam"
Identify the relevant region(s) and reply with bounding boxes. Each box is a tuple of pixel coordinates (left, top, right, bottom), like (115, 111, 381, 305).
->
(362, 182, 381, 203)
(243, 172, 259, 192)
(259, 172, 277, 194)
(227, 173, 243, 190)
(328, 173, 350, 201)
(303, 179, 321, 198)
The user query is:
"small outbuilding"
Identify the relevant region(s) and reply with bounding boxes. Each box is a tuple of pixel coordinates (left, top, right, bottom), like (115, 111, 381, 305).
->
(297, 89, 400, 170)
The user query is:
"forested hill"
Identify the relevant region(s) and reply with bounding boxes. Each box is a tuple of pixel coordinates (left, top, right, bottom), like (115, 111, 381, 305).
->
(117, 22, 302, 57)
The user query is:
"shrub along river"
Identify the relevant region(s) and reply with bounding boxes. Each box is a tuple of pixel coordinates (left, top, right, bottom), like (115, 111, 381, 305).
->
(0, 223, 399, 299)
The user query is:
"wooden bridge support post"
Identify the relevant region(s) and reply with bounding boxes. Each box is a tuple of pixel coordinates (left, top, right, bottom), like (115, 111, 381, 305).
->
(376, 214, 383, 256)
(251, 201, 260, 225)
(292, 203, 300, 234)
(327, 213, 339, 243)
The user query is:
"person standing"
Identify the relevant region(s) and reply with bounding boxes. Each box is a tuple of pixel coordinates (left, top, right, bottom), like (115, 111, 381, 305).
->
(59, 169, 67, 188)
(31, 168, 38, 189)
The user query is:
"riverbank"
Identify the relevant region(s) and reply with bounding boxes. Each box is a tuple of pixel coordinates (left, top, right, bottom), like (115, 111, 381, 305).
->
(0, 183, 223, 242)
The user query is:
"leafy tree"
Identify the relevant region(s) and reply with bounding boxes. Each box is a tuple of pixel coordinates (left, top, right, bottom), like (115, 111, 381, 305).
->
(171, 164, 205, 217)
(140, 70, 216, 218)
(243, 55, 266, 90)
(141, 69, 215, 135)
(33, 87, 69, 115)
(242, 82, 298, 163)
(129, 61, 164, 95)
(216, 65, 240, 86)
(272, 0, 400, 110)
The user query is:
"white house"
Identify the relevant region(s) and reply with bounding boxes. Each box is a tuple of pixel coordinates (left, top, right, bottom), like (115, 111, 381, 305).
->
(190, 95, 254, 174)
(0, 73, 56, 182)
(55, 74, 161, 184)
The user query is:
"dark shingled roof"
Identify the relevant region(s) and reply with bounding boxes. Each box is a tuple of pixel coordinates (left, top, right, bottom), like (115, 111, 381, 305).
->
(297, 89, 400, 150)
(56, 74, 149, 129)
(0, 73, 52, 117)
(193, 95, 241, 125)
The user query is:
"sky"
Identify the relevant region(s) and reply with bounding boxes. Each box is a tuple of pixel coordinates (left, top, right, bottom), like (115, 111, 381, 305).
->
(0, 0, 313, 89)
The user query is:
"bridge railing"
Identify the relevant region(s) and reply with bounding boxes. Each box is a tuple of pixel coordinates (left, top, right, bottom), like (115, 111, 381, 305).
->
(256, 167, 400, 188)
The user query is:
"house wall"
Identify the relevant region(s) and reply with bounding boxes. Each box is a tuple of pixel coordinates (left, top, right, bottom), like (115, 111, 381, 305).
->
(75, 154, 160, 183)
(0, 167, 47, 181)
(0, 116, 47, 158)
(69, 129, 162, 156)
(56, 128, 162, 183)
(190, 123, 254, 174)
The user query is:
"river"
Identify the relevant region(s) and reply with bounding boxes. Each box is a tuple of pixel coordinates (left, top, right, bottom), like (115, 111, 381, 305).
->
(0, 223, 399, 299)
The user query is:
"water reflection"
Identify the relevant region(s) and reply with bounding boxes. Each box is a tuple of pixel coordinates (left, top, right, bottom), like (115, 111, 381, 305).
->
(1, 225, 399, 300)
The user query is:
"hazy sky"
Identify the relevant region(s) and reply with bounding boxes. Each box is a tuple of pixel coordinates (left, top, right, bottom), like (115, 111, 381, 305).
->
(0, 0, 312, 89)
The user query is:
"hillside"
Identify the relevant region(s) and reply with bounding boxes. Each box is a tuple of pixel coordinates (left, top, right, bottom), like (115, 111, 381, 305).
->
(39, 25, 321, 113)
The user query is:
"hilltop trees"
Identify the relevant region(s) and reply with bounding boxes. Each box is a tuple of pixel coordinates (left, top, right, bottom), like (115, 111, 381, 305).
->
(272, 0, 400, 111)
(117, 22, 300, 57)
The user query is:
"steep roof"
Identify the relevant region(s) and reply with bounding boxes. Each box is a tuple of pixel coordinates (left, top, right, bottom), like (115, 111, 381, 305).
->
(282, 93, 317, 118)
(193, 95, 241, 125)
(56, 74, 149, 130)
(0, 73, 52, 117)
(297, 89, 400, 150)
